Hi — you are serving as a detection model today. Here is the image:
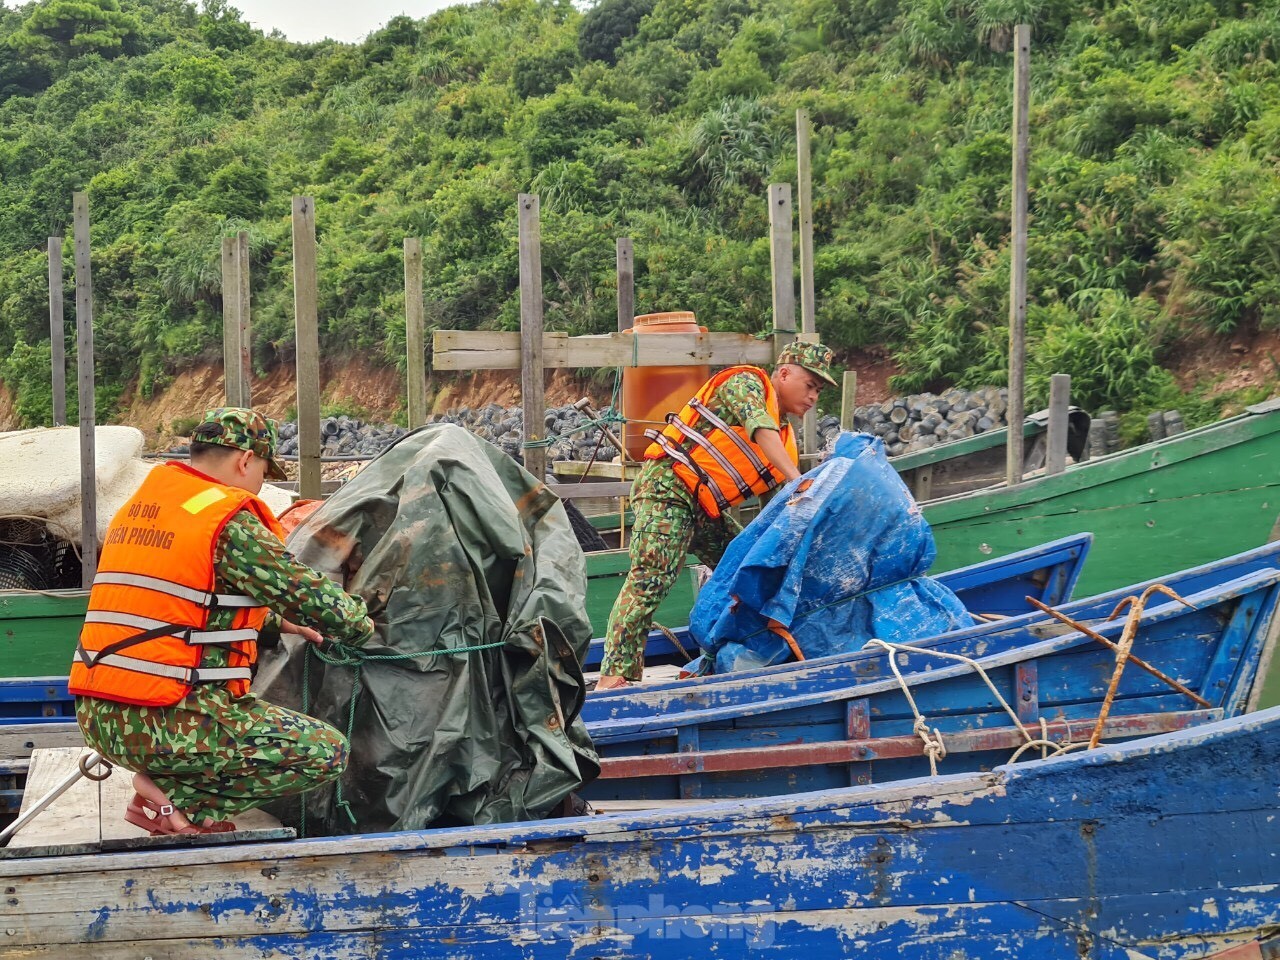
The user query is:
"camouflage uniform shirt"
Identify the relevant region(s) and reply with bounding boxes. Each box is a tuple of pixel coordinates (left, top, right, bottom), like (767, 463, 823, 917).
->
(76, 507, 374, 822)
(211, 510, 374, 644)
(601, 369, 787, 680)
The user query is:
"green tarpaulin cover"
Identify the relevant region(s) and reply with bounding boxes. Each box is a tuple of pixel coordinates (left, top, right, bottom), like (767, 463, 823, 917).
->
(254, 425, 599, 834)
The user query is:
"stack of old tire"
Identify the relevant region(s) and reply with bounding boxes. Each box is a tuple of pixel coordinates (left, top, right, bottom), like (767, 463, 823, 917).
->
(846, 386, 1011, 457)
(1087, 411, 1121, 458)
(231, 384, 1188, 469)
(1147, 410, 1186, 441)
(266, 407, 625, 466)
(275, 418, 409, 459)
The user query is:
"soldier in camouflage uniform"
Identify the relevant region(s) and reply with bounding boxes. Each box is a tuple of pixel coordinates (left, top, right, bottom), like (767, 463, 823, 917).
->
(75, 408, 374, 834)
(598, 342, 837, 688)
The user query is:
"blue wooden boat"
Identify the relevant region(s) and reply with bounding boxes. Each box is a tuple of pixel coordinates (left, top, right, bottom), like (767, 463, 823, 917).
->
(586, 541, 1280, 725)
(0, 532, 1092, 730)
(581, 565, 1280, 803)
(1, 705, 1277, 957)
(579, 531, 1093, 671)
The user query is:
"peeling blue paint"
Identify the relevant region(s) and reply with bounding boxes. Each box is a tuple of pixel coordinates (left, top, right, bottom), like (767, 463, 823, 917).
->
(0, 709, 1277, 958)
(83, 905, 111, 941)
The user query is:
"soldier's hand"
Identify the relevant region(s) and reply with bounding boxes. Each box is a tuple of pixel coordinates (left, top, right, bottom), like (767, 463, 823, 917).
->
(281, 619, 324, 645)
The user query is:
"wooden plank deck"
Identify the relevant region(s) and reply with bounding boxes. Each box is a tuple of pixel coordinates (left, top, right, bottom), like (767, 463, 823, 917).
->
(584, 663, 688, 687)
(4, 748, 289, 856)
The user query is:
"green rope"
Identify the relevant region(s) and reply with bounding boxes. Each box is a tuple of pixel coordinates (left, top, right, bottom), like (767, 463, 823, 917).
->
(562, 408, 626, 437)
(298, 637, 507, 837)
(528, 375, 630, 453)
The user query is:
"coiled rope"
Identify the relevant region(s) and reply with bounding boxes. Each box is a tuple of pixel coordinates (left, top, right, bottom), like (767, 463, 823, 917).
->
(862, 638, 1091, 775)
(861, 582, 1197, 774)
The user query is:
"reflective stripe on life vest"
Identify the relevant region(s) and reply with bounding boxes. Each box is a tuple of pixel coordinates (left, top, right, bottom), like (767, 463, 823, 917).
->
(81, 611, 258, 645)
(643, 428, 734, 514)
(72, 646, 251, 685)
(89, 572, 260, 608)
(688, 399, 775, 486)
(661, 416, 755, 501)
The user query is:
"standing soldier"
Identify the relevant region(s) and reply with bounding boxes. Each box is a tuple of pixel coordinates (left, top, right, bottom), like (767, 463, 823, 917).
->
(70, 408, 374, 834)
(596, 341, 837, 689)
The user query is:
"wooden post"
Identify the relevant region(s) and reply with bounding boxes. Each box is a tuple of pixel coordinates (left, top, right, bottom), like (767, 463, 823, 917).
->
(616, 238, 634, 333)
(1046, 373, 1070, 476)
(796, 111, 818, 456)
(236, 230, 252, 407)
(615, 237, 635, 470)
(796, 110, 816, 338)
(768, 184, 796, 358)
(48, 237, 65, 427)
(768, 183, 801, 451)
(292, 196, 321, 500)
(840, 371, 858, 432)
(1006, 23, 1031, 488)
(220, 236, 241, 406)
(404, 237, 427, 428)
(72, 193, 97, 586)
(518, 194, 547, 482)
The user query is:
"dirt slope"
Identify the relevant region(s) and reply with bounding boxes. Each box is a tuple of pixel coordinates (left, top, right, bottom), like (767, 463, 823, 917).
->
(107, 347, 900, 449)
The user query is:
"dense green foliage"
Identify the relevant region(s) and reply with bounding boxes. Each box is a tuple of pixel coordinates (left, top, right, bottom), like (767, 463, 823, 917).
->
(1, 0, 1278, 426)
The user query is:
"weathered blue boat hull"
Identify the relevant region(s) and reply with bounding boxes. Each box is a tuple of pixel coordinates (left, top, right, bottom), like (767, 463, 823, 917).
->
(582, 566, 1280, 802)
(3, 707, 1278, 958)
(579, 530, 1092, 670)
(587, 541, 1280, 725)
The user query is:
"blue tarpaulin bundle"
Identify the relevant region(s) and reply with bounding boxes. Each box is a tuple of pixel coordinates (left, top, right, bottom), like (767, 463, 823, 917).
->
(690, 432, 973, 673)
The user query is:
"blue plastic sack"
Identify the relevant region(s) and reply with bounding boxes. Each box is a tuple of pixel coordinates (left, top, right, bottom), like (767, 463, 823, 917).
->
(690, 432, 973, 673)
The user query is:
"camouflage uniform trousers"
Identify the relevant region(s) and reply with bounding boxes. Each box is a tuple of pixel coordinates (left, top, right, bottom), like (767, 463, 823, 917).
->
(76, 684, 348, 823)
(600, 466, 742, 681)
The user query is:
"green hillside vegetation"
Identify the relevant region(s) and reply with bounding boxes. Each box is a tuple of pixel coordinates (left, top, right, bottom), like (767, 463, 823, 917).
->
(1, 0, 1278, 429)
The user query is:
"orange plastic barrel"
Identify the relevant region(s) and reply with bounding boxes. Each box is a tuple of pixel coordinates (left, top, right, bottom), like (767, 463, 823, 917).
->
(622, 312, 710, 462)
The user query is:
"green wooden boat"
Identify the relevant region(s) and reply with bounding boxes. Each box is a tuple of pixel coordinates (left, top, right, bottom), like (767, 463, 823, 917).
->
(892, 407, 1091, 500)
(583, 547, 697, 640)
(0, 590, 88, 679)
(923, 398, 1280, 706)
(925, 399, 1280, 592)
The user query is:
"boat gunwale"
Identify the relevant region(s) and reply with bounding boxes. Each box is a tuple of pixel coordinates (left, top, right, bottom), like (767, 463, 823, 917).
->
(923, 406, 1280, 519)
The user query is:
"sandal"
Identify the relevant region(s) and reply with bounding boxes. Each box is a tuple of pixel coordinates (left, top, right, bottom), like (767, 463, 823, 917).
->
(124, 794, 237, 836)
(589, 677, 633, 692)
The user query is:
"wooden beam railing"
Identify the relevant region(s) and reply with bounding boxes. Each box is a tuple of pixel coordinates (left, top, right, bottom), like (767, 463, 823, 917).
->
(432, 329, 776, 371)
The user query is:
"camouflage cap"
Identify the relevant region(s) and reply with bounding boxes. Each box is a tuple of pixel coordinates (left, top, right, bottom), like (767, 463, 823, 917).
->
(192, 407, 288, 481)
(777, 340, 838, 387)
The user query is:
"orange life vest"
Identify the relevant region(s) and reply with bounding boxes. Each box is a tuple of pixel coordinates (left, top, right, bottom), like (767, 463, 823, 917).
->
(644, 365, 799, 518)
(69, 462, 286, 707)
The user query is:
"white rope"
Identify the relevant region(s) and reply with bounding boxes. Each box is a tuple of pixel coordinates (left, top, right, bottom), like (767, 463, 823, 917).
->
(864, 638, 949, 774)
(862, 638, 1090, 773)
